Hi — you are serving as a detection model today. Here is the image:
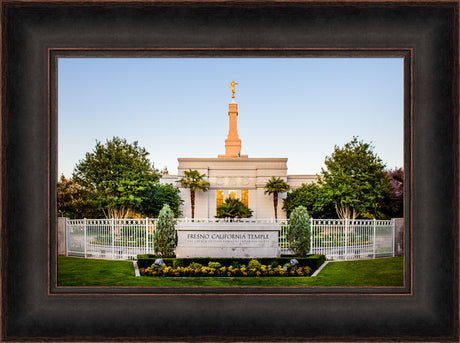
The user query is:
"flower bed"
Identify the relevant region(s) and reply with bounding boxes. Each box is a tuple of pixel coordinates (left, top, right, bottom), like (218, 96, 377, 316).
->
(137, 254, 326, 270)
(139, 263, 312, 277)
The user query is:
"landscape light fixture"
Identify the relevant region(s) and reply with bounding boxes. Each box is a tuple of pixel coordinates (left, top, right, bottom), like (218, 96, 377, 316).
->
(154, 258, 164, 270)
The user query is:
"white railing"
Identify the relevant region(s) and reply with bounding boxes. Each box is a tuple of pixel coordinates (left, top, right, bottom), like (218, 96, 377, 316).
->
(66, 218, 394, 261)
(279, 218, 395, 260)
(66, 218, 157, 260)
(179, 217, 287, 224)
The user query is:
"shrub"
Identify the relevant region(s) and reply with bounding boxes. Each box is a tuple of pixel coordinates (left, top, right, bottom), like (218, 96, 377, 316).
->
(153, 204, 177, 257)
(231, 260, 241, 268)
(282, 182, 336, 218)
(208, 262, 221, 269)
(137, 183, 184, 218)
(269, 260, 279, 268)
(189, 262, 203, 269)
(287, 206, 311, 257)
(150, 263, 161, 272)
(172, 259, 183, 268)
(248, 259, 262, 270)
(215, 198, 253, 218)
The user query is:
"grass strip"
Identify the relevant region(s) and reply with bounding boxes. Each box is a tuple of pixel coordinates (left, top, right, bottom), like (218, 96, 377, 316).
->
(58, 255, 403, 287)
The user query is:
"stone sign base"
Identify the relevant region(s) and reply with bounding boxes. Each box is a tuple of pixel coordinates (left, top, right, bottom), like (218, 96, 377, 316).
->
(175, 222, 281, 258)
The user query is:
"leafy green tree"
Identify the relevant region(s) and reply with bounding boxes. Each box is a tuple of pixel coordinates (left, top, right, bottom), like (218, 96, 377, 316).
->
(72, 137, 160, 218)
(283, 182, 336, 219)
(381, 168, 404, 218)
(287, 206, 311, 256)
(137, 183, 183, 218)
(57, 175, 103, 218)
(178, 169, 210, 220)
(215, 198, 253, 218)
(153, 204, 177, 257)
(319, 137, 391, 219)
(264, 176, 290, 219)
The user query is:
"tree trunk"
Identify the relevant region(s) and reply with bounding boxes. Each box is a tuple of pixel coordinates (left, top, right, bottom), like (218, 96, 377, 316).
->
(191, 190, 195, 221)
(335, 203, 360, 220)
(273, 193, 278, 219)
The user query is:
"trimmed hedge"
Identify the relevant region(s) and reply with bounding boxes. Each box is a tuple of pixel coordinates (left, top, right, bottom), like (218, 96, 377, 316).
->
(137, 254, 326, 272)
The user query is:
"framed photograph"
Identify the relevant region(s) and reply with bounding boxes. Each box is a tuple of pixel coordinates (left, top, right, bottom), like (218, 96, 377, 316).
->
(2, 1, 458, 341)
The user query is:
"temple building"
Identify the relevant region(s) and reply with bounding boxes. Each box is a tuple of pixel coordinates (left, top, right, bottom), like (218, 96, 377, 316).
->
(160, 81, 316, 219)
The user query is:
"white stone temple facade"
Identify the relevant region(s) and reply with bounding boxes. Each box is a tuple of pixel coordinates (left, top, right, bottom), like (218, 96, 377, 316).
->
(160, 85, 315, 219)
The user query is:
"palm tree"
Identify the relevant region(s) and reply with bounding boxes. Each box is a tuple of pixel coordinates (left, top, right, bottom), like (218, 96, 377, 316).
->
(215, 197, 253, 219)
(264, 176, 290, 220)
(178, 169, 210, 220)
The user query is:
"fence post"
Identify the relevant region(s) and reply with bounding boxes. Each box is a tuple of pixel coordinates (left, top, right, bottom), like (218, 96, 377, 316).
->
(344, 218, 348, 260)
(145, 217, 149, 254)
(392, 218, 395, 257)
(83, 218, 87, 258)
(310, 217, 313, 254)
(65, 218, 69, 257)
(111, 217, 115, 260)
(373, 218, 376, 259)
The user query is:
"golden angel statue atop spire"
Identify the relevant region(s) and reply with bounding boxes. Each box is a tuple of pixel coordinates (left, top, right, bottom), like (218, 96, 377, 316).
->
(230, 80, 238, 99)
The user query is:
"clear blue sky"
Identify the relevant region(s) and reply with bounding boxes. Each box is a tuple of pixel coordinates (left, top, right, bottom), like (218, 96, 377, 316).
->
(58, 57, 404, 177)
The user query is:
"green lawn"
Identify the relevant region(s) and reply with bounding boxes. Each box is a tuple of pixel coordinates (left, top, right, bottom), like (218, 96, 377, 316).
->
(57, 255, 404, 287)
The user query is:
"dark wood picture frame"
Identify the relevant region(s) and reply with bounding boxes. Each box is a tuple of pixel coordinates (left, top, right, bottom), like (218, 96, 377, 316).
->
(1, 1, 458, 341)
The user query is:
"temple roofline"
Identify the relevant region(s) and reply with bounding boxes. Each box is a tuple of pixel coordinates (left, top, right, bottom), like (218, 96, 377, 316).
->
(178, 157, 288, 162)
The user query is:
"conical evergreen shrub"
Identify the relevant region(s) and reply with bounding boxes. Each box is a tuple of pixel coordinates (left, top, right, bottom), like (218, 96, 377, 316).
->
(154, 204, 177, 257)
(287, 206, 311, 257)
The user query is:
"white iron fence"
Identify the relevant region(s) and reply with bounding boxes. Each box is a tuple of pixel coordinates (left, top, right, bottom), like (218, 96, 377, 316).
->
(280, 218, 395, 260)
(66, 218, 395, 261)
(66, 218, 157, 260)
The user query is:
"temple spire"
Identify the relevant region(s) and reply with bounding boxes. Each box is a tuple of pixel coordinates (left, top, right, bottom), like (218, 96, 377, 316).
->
(218, 81, 248, 158)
